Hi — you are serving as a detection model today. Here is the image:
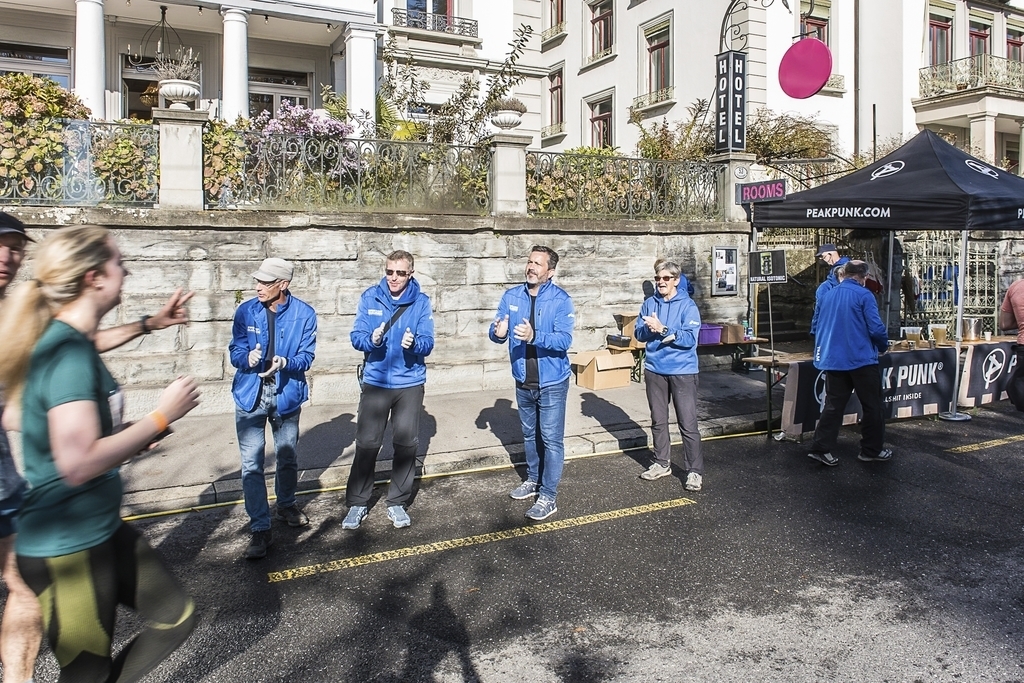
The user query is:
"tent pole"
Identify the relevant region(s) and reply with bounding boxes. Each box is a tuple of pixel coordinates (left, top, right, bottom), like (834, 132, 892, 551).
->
(939, 228, 971, 422)
(885, 231, 894, 333)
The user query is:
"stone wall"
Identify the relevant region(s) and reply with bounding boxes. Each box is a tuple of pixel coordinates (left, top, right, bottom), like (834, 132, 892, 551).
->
(7, 208, 753, 417)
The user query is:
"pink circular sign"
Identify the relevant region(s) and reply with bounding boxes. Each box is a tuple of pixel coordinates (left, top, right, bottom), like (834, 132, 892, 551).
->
(779, 37, 833, 99)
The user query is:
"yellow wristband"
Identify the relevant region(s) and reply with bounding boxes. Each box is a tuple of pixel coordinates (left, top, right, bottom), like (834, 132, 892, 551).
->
(148, 410, 169, 434)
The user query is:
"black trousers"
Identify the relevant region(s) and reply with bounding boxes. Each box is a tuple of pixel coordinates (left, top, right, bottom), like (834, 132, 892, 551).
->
(18, 522, 195, 683)
(347, 383, 424, 507)
(809, 364, 885, 457)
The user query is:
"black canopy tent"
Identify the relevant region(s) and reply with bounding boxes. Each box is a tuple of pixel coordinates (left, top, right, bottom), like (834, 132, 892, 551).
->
(750, 129, 1024, 420)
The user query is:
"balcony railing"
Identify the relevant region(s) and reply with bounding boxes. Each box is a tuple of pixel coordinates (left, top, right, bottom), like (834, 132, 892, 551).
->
(541, 22, 566, 42)
(526, 151, 723, 220)
(585, 46, 614, 65)
(919, 54, 1024, 97)
(632, 87, 675, 111)
(205, 135, 491, 215)
(0, 119, 158, 207)
(541, 122, 566, 138)
(392, 8, 478, 38)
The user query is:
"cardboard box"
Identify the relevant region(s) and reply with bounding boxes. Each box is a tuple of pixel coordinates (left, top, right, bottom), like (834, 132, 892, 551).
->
(570, 350, 634, 390)
(614, 311, 645, 349)
(719, 324, 746, 344)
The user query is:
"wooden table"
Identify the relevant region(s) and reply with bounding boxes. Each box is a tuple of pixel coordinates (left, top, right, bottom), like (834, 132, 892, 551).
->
(741, 352, 809, 439)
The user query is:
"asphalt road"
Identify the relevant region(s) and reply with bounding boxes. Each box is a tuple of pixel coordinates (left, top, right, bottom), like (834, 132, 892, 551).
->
(25, 403, 1024, 682)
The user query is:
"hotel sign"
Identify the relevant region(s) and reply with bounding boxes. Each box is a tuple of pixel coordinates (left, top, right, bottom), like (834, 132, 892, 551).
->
(715, 50, 746, 153)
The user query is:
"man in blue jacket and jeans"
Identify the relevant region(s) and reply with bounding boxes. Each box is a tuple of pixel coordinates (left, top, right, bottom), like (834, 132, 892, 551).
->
(807, 260, 892, 466)
(490, 246, 575, 521)
(230, 257, 318, 559)
(344, 250, 434, 531)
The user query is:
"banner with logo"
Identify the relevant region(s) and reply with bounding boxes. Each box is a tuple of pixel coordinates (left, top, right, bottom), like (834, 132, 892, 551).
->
(958, 341, 1019, 407)
(781, 348, 958, 436)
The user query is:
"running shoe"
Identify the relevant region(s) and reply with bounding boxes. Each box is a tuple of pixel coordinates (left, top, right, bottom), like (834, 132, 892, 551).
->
(342, 505, 368, 530)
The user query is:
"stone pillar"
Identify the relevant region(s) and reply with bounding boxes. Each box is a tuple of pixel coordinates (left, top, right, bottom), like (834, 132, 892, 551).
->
(221, 8, 250, 121)
(344, 24, 378, 137)
(489, 133, 532, 216)
(709, 152, 756, 223)
(75, 0, 106, 119)
(152, 108, 208, 209)
(969, 112, 997, 163)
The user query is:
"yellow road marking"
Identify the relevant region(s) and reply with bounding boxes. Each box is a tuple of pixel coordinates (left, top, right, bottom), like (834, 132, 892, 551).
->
(267, 497, 695, 583)
(945, 434, 1024, 453)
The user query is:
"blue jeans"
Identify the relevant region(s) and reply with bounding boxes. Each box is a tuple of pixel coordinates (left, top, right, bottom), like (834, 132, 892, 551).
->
(236, 383, 301, 531)
(515, 377, 569, 500)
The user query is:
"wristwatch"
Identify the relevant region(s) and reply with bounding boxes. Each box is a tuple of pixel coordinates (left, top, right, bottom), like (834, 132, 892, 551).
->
(140, 315, 152, 335)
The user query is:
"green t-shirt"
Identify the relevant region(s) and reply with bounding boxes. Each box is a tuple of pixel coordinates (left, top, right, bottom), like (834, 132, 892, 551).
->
(15, 321, 123, 558)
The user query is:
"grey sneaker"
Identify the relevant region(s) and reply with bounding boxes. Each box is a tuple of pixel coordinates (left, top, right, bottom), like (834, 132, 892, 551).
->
(509, 480, 539, 500)
(387, 505, 411, 528)
(525, 496, 557, 521)
(342, 505, 368, 530)
(684, 472, 703, 492)
(858, 448, 894, 462)
(640, 463, 672, 480)
(244, 529, 272, 560)
(808, 451, 839, 467)
(274, 505, 309, 528)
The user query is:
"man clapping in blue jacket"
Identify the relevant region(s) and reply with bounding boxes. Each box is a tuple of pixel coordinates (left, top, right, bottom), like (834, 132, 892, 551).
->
(490, 246, 575, 521)
(230, 257, 318, 559)
(343, 250, 434, 531)
(807, 260, 892, 467)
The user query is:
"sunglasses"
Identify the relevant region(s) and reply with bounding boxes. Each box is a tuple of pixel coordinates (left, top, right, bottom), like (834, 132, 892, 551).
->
(385, 269, 410, 277)
(254, 278, 281, 286)
(654, 275, 677, 282)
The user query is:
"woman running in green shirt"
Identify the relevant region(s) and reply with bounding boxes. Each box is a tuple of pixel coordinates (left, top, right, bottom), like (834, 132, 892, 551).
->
(0, 225, 200, 683)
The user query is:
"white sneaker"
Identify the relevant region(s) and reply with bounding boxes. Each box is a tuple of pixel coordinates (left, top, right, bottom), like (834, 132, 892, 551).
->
(684, 472, 703, 492)
(640, 463, 672, 480)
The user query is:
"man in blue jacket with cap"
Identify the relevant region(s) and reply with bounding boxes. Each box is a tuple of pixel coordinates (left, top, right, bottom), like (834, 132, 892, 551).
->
(807, 260, 892, 466)
(230, 256, 317, 559)
(810, 244, 850, 337)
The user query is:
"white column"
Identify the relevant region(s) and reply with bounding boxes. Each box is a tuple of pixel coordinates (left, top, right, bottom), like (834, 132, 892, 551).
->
(344, 24, 378, 137)
(969, 112, 997, 163)
(221, 8, 250, 121)
(74, 0, 106, 119)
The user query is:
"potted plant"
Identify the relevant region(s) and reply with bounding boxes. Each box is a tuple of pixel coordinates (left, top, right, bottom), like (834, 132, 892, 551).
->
(489, 96, 527, 130)
(155, 47, 201, 110)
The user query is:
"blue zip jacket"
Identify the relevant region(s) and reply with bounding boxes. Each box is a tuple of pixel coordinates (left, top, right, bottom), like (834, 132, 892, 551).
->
(351, 277, 434, 389)
(813, 278, 888, 371)
(635, 291, 702, 376)
(489, 279, 574, 387)
(810, 256, 850, 336)
(230, 294, 317, 415)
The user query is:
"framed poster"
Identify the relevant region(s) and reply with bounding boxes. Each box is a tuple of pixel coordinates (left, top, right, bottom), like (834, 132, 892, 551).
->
(712, 246, 738, 296)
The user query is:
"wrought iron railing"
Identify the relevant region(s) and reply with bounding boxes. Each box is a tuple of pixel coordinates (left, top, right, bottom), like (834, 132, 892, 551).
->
(585, 46, 613, 64)
(391, 8, 479, 37)
(632, 87, 675, 110)
(0, 119, 158, 207)
(205, 134, 491, 214)
(541, 22, 566, 42)
(541, 122, 565, 138)
(526, 151, 723, 220)
(919, 54, 1024, 97)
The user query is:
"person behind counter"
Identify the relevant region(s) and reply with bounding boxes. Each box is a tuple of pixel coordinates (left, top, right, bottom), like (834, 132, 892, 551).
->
(999, 278, 1024, 411)
(806, 260, 893, 467)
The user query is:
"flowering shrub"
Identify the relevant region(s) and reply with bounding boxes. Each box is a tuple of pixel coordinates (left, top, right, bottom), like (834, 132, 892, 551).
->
(204, 102, 489, 213)
(0, 73, 91, 197)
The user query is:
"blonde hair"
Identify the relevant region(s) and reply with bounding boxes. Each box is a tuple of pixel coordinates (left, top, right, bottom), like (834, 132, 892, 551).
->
(0, 225, 113, 399)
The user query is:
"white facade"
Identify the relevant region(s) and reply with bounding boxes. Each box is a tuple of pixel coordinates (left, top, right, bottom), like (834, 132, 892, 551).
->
(0, 0, 377, 122)
(535, 0, 1024, 166)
